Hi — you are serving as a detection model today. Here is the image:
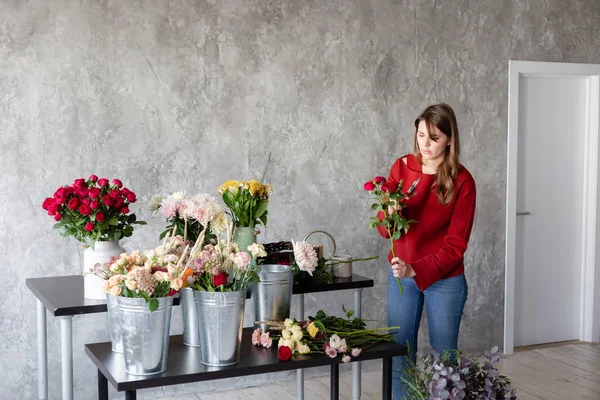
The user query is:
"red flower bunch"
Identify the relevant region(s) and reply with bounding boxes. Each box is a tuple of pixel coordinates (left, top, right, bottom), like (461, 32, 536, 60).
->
(42, 175, 146, 244)
(364, 175, 416, 294)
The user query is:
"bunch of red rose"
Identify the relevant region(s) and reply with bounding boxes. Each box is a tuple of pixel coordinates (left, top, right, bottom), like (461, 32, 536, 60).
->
(364, 175, 415, 294)
(42, 175, 145, 243)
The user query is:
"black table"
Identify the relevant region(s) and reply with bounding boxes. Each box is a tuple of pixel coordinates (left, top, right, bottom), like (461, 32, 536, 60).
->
(27, 274, 374, 400)
(85, 328, 407, 400)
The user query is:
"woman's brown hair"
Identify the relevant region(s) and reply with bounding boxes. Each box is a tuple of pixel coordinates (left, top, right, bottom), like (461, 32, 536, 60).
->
(413, 103, 461, 204)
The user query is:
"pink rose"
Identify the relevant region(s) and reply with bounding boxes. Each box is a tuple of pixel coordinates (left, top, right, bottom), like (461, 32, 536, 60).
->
(95, 211, 106, 222)
(112, 179, 123, 188)
(98, 178, 109, 187)
(89, 175, 98, 182)
(363, 181, 375, 191)
(84, 222, 94, 232)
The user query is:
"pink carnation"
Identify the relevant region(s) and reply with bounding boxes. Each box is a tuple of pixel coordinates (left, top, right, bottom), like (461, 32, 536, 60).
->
(252, 328, 262, 346)
(260, 332, 272, 348)
(161, 199, 179, 219)
(231, 251, 251, 270)
(351, 348, 362, 357)
(326, 346, 338, 358)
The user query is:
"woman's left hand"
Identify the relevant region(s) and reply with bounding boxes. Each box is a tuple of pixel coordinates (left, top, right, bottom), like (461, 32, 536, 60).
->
(391, 257, 416, 278)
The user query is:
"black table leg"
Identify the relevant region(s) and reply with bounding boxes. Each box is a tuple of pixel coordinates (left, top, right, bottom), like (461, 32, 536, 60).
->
(382, 357, 392, 400)
(98, 369, 108, 400)
(125, 390, 137, 400)
(330, 362, 339, 400)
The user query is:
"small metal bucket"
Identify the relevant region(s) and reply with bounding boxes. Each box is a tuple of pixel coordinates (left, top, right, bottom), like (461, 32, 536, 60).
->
(251, 264, 293, 332)
(194, 289, 247, 366)
(106, 293, 123, 353)
(180, 287, 199, 347)
(118, 296, 173, 375)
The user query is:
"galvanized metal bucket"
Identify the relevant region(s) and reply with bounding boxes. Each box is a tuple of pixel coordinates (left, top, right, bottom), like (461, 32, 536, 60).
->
(106, 293, 123, 353)
(180, 287, 199, 347)
(251, 264, 293, 332)
(194, 289, 247, 366)
(117, 296, 173, 375)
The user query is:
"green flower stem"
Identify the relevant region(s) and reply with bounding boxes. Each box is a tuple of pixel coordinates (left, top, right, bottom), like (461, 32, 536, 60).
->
(326, 256, 379, 266)
(387, 227, 403, 295)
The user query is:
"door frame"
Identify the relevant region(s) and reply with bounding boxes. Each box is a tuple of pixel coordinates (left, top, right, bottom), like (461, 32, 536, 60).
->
(505, 60, 600, 354)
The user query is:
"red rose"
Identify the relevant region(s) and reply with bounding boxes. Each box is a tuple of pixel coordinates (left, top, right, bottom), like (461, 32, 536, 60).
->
(112, 179, 123, 188)
(373, 176, 386, 184)
(363, 181, 375, 191)
(126, 192, 136, 203)
(82, 198, 90, 205)
(88, 188, 101, 198)
(102, 195, 113, 207)
(42, 197, 54, 210)
(98, 178, 109, 187)
(90, 200, 99, 210)
(120, 188, 130, 196)
(95, 211, 106, 222)
(113, 197, 125, 208)
(89, 175, 98, 182)
(167, 289, 178, 296)
(84, 222, 94, 232)
(78, 187, 89, 197)
(278, 346, 292, 361)
(120, 207, 129, 214)
(79, 204, 91, 216)
(213, 272, 229, 287)
(53, 187, 68, 204)
(381, 181, 399, 193)
(54, 213, 62, 221)
(67, 198, 80, 210)
(74, 178, 86, 186)
(47, 202, 59, 215)
(110, 189, 120, 198)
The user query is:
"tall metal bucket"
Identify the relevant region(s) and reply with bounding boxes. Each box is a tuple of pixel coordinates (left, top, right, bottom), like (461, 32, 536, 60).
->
(194, 289, 247, 366)
(251, 264, 294, 332)
(106, 293, 123, 353)
(180, 287, 199, 347)
(118, 296, 173, 375)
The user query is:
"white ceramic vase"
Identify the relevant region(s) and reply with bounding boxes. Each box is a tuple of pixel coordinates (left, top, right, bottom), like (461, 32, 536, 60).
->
(83, 240, 125, 300)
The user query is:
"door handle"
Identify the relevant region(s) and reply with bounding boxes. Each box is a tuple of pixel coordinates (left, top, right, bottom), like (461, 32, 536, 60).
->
(516, 211, 531, 216)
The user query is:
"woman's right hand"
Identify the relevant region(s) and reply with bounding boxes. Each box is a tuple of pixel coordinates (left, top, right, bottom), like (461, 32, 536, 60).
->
(391, 257, 415, 278)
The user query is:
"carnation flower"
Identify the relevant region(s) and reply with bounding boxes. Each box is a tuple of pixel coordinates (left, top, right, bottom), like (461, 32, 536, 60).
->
(351, 348, 362, 357)
(326, 346, 338, 358)
(252, 328, 262, 346)
(342, 355, 351, 363)
(248, 243, 267, 258)
(260, 332, 272, 348)
(292, 240, 318, 275)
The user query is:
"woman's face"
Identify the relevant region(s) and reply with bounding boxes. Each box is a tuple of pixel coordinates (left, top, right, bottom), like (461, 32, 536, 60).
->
(416, 120, 450, 163)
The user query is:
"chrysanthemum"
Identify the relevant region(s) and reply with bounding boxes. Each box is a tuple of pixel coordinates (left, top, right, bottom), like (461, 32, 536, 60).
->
(147, 194, 163, 212)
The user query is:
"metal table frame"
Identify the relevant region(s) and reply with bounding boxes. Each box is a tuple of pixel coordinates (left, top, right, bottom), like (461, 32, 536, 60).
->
(28, 274, 374, 400)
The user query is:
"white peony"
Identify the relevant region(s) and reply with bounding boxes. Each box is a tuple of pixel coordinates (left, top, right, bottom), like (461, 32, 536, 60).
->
(292, 240, 318, 276)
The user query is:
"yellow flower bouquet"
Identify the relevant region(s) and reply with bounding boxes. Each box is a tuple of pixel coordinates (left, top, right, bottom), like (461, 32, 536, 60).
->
(217, 180, 273, 228)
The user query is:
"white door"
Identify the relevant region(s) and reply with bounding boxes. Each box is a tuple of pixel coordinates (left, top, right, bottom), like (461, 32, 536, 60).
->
(514, 75, 587, 347)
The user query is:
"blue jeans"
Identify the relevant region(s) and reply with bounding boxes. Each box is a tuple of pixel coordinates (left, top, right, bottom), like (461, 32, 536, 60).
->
(387, 269, 468, 400)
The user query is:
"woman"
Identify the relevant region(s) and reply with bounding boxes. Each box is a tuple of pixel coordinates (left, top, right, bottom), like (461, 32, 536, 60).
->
(377, 103, 476, 399)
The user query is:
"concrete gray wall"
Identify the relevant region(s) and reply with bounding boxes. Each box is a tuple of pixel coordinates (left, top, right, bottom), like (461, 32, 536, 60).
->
(2, 0, 599, 398)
